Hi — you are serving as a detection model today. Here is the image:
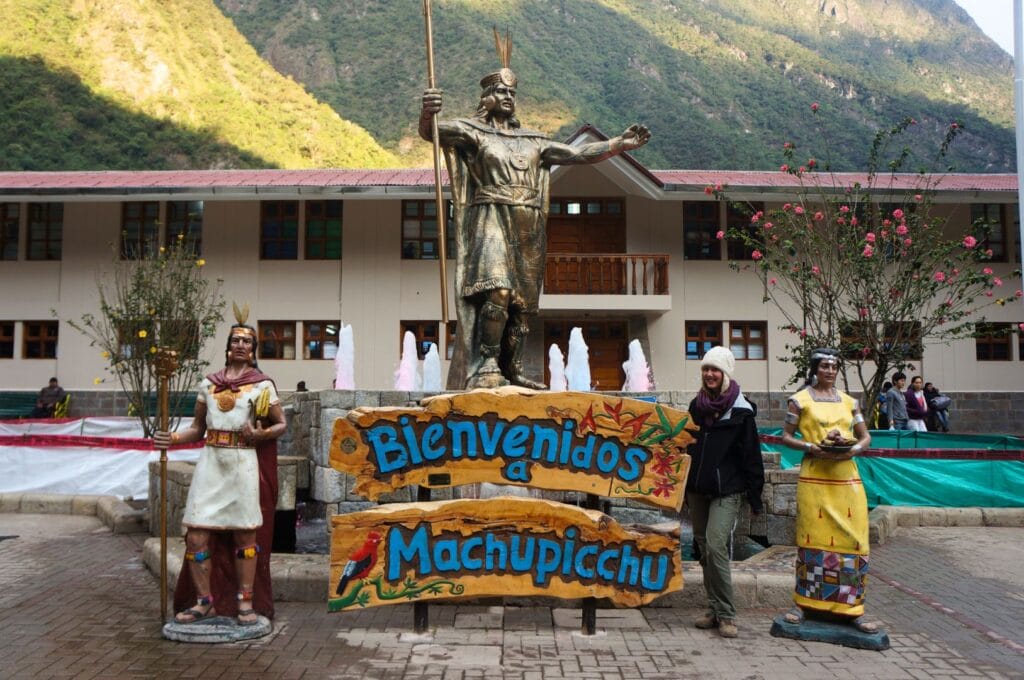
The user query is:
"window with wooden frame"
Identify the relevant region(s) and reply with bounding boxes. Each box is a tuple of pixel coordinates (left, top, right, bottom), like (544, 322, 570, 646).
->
(260, 201, 299, 260)
(728, 321, 766, 360)
(445, 320, 457, 360)
(1, 202, 19, 260)
(683, 202, 721, 260)
(259, 321, 296, 359)
(883, 321, 923, 360)
(121, 201, 160, 259)
(23, 321, 58, 359)
(27, 203, 62, 261)
(840, 320, 875, 360)
(685, 321, 721, 360)
(726, 202, 763, 261)
(305, 200, 343, 260)
(971, 203, 1011, 262)
(0, 321, 13, 358)
(401, 200, 454, 260)
(303, 321, 339, 359)
(975, 322, 1011, 361)
(401, 320, 439, 360)
(165, 201, 203, 255)
(548, 197, 624, 218)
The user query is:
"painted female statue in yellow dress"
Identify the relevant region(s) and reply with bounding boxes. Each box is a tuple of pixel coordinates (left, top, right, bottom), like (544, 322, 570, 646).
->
(779, 348, 880, 634)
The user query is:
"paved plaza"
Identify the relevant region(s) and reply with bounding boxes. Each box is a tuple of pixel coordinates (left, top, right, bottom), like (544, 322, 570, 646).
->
(1, 513, 1022, 679)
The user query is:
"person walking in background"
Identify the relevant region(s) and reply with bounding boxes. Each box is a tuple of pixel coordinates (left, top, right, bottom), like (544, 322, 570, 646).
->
(685, 346, 765, 639)
(924, 382, 951, 433)
(884, 372, 908, 430)
(905, 376, 928, 432)
(875, 381, 892, 430)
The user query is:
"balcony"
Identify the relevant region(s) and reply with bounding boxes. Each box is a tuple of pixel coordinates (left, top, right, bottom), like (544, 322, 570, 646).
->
(540, 253, 671, 313)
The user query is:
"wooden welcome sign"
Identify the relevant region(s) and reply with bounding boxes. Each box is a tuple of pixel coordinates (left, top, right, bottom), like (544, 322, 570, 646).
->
(330, 388, 694, 511)
(328, 497, 682, 611)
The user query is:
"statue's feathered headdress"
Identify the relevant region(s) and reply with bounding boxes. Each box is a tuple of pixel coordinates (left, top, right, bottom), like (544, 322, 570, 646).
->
(230, 302, 256, 338)
(480, 26, 517, 89)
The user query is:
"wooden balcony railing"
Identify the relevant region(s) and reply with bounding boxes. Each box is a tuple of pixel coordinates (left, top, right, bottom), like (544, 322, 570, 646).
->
(544, 253, 670, 296)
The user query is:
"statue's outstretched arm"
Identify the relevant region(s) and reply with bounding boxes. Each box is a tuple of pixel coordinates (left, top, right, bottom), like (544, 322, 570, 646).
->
(541, 124, 650, 166)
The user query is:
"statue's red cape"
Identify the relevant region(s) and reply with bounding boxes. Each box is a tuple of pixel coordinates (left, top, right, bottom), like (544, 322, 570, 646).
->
(173, 366, 279, 619)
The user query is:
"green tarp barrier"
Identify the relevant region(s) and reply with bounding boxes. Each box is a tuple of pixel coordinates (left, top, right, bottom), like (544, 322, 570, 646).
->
(759, 428, 1024, 451)
(760, 429, 1024, 508)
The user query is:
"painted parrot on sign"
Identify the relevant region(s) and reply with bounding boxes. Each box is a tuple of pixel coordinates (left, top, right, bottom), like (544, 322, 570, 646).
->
(335, 531, 383, 595)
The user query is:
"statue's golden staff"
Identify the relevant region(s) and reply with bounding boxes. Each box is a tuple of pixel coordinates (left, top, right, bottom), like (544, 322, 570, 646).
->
(423, 0, 449, 324)
(154, 348, 179, 621)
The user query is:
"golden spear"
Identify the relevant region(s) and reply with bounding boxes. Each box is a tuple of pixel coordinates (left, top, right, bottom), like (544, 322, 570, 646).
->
(423, 0, 449, 324)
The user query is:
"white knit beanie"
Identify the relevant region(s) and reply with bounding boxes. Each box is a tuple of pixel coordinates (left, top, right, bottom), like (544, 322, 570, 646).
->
(701, 345, 735, 392)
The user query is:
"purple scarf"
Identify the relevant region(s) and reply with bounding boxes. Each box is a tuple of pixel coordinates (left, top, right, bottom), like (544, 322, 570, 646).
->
(693, 380, 740, 427)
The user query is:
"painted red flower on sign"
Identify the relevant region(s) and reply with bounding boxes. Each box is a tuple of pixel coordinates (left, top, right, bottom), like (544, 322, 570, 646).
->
(652, 453, 677, 476)
(603, 400, 624, 425)
(577, 405, 598, 435)
(652, 479, 676, 498)
(621, 412, 651, 439)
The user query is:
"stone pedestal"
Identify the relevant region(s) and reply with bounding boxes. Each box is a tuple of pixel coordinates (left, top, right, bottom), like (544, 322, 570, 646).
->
(162, 615, 272, 643)
(769, 612, 890, 650)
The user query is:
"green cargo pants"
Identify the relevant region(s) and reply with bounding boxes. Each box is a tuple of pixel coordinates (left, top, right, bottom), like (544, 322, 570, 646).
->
(686, 490, 743, 621)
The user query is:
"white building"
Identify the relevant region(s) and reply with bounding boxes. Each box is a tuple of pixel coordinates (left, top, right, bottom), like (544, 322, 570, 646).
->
(1, 129, 1020, 405)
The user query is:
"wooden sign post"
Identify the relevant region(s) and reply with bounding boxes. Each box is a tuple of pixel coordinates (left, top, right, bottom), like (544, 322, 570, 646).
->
(329, 497, 682, 612)
(327, 387, 695, 629)
(331, 388, 694, 512)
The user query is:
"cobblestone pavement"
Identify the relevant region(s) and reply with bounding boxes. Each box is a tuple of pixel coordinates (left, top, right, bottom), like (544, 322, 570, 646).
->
(1, 514, 1022, 679)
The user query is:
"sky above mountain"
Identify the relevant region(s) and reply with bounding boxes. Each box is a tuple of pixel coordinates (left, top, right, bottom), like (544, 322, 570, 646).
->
(955, 0, 1014, 54)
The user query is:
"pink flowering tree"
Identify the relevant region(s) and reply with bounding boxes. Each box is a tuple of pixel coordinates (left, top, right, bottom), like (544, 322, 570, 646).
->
(714, 106, 1020, 416)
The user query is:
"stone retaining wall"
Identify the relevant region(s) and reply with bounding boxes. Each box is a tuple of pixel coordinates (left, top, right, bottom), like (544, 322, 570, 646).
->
(286, 390, 801, 542)
(40, 389, 1023, 434)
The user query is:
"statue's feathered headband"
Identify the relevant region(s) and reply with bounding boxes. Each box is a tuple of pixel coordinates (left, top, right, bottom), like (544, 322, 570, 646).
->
(480, 27, 517, 89)
(230, 302, 256, 338)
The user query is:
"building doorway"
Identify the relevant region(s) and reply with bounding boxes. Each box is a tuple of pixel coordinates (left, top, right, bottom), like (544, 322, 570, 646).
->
(544, 319, 629, 391)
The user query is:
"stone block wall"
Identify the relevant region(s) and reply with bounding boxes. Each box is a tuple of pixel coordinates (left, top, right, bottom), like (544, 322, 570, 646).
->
(49, 388, 1023, 434)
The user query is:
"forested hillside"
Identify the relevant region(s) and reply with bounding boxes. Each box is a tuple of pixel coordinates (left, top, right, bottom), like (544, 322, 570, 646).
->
(218, 0, 1016, 171)
(0, 0, 396, 170)
(1, 0, 1014, 171)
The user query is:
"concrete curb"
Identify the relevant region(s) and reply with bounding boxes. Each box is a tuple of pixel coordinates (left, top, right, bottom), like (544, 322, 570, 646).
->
(0, 492, 146, 534)
(869, 504, 1024, 544)
(7, 494, 1023, 610)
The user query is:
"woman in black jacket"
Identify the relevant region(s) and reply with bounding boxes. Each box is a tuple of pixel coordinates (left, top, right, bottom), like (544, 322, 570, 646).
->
(685, 346, 765, 638)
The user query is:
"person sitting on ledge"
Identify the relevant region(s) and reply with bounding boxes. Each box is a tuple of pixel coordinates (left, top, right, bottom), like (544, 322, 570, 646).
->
(29, 377, 65, 418)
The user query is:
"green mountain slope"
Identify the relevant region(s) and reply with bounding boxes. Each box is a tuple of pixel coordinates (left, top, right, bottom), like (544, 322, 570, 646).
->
(217, 0, 1015, 171)
(0, 0, 397, 170)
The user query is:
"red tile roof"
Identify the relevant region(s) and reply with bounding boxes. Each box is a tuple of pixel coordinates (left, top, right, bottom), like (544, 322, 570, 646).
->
(0, 168, 1017, 193)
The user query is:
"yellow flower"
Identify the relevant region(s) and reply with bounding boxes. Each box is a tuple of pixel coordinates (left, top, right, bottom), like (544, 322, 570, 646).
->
(196, 258, 206, 267)
(150, 346, 157, 354)
(93, 377, 102, 385)
(159, 246, 166, 254)
(138, 330, 148, 338)
(101, 351, 110, 359)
